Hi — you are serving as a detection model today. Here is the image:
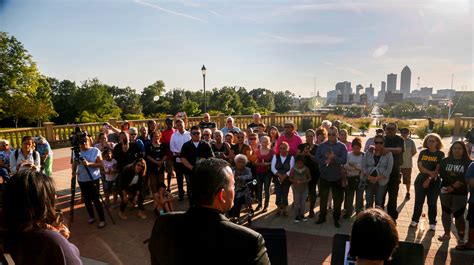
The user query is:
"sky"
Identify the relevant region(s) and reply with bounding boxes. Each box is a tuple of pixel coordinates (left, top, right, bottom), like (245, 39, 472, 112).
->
(0, 0, 472, 97)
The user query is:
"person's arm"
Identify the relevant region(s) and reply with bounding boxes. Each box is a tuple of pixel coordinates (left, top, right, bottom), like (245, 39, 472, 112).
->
(9, 151, 17, 174)
(254, 235, 271, 265)
(304, 167, 312, 183)
(380, 153, 394, 180)
(289, 168, 296, 183)
(169, 134, 180, 156)
(332, 144, 348, 165)
(315, 145, 326, 168)
(180, 145, 193, 170)
(271, 155, 277, 175)
(82, 150, 103, 168)
(33, 151, 41, 170)
(411, 141, 418, 157)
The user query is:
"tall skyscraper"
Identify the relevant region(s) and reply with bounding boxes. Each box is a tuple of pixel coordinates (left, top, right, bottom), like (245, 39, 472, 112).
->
(365, 83, 375, 104)
(400, 66, 411, 97)
(387, 73, 397, 91)
(381, 81, 386, 92)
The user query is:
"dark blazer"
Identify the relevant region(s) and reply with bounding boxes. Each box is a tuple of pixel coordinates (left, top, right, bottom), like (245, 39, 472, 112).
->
(148, 207, 271, 265)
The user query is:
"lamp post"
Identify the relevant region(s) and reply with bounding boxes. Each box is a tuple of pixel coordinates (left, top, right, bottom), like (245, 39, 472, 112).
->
(201, 65, 207, 113)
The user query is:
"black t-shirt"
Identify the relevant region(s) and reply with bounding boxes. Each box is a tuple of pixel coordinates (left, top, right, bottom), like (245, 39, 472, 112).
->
(113, 142, 142, 171)
(297, 143, 319, 177)
(439, 157, 471, 195)
(384, 135, 405, 169)
(146, 143, 166, 174)
(231, 143, 251, 156)
(417, 149, 445, 179)
(199, 121, 216, 130)
(180, 140, 214, 173)
(248, 122, 264, 132)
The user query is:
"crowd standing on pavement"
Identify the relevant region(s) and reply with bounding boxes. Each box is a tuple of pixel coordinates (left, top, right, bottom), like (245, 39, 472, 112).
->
(1, 113, 474, 264)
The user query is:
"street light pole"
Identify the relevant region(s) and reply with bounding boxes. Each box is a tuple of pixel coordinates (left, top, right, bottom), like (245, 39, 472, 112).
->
(201, 65, 207, 113)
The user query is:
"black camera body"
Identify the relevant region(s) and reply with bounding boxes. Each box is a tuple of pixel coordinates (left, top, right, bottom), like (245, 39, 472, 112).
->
(69, 126, 88, 161)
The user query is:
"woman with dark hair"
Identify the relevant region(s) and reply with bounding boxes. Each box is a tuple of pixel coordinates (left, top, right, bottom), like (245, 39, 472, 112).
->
(315, 127, 327, 144)
(118, 158, 148, 220)
(344, 137, 365, 217)
(145, 131, 167, 214)
(438, 141, 472, 242)
(4, 170, 82, 265)
(410, 133, 445, 231)
(362, 135, 393, 209)
(268, 126, 280, 149)
(74, 135, 106, 228)
(229, 131, 251, 164)
(350, 208, 399, 264)
(211, 130, 231, 161)
(94, 132, 115, 152)
(113, 131, 142, 172)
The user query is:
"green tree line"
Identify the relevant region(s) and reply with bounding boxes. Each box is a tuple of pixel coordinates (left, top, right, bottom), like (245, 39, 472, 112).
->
(0, 32, 296, 127)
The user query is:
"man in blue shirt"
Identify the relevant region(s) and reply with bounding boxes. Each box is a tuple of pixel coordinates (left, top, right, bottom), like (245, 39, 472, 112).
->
(315, 126, 348, 228)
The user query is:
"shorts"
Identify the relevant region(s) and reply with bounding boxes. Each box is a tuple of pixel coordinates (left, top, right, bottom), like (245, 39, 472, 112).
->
(103, 179, 118, 193)
(468, 203, 474, 229)
(400, 168, 412, 185)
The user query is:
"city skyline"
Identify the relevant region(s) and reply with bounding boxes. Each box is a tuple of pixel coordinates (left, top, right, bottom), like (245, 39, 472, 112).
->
(0, 0, 472, 96)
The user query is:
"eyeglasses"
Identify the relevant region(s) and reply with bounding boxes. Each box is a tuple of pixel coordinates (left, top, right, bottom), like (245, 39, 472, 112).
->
(191, 131, 201, 135)
(374, 141, 384, 145)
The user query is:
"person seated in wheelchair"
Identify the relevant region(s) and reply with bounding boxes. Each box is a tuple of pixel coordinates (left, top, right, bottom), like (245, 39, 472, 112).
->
(228, 154, 253, 221)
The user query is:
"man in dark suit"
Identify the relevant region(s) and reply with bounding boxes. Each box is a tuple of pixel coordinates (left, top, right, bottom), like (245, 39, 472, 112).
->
(148, 158, 270, 265)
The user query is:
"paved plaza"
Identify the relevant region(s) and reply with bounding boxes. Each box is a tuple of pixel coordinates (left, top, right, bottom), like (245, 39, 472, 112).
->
(51, 133, 474, 265)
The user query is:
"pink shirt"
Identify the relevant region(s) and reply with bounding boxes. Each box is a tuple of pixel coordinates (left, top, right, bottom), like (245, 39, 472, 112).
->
(274, 132, 303, 156)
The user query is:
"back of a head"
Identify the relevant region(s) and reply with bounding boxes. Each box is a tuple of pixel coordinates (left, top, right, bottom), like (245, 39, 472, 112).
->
(4, 170, 57, 234)
(191, 158, 230, 207)
(350, 208, 399, 261)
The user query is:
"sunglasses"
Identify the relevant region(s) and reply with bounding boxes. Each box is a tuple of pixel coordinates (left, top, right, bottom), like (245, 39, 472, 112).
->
(374, 141, 384, 145)
(191, 131, 201, 135)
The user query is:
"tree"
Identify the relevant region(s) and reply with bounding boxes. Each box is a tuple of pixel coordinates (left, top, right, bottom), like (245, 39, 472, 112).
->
(274, 90, 294, 113)
(452, 93, 474, 117)
(51, 78, 79, 124)
(249, 88, 275, 112)
(182, 99, 201, 116)
(0, 31, 48, 127)
(426, 105, 441, 118)
(108, 86, 142, 118)
(74, 79, 121, 122)
(140, 80, 165, 116)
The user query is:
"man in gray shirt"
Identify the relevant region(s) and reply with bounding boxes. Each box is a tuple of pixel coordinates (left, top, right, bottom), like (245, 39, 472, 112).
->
(315, 126, 348, 227)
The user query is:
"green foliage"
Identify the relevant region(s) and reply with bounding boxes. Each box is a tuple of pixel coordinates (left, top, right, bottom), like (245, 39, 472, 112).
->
(75, 79, 121, 121)
(51, 78, 79, 124)
(452, 93, 474, 117)
(123, 114, 145, 120)
(274, 90, 294, 113)
(140, 80, 165, 116)
(109, 86, 142, 117)
(182, 99, 201, 116)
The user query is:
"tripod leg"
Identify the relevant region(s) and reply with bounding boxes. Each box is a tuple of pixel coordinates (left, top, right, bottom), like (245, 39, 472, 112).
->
(84, 166, 116, 224)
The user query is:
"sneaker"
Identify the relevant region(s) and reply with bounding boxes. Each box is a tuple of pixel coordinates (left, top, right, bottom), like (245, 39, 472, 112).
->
(255, 205, 262, 211)
(88, 218, 96, 224)
(405, 193, 410, 200)
(429, 224, 436, 231)
(410, 221, 418, 228)
(98, 221, 106, 229)
(294, 217, 301, 223)
(301, 215, 308, 222)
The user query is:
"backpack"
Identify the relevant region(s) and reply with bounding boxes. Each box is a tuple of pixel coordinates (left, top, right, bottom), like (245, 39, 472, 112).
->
(14, 149, 39, 163)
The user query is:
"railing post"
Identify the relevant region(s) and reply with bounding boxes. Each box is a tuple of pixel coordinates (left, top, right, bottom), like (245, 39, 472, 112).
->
(109, 118, 118, 127)
(43, 122, 54, 143)
(321, 112, 328, 121)
(453, 113, 463, 136)
(219, 113, 225, 129)
(270, 112, 276, 127)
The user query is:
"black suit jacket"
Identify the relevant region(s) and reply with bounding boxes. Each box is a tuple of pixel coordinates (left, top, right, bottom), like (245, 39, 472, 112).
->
(148, 207, 271, 265)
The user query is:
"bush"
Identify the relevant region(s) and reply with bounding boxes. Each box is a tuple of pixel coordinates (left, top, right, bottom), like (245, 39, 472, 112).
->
(123, 114, 145, 120)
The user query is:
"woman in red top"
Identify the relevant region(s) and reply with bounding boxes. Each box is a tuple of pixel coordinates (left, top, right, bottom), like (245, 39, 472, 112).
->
(255, 135, 274, 212)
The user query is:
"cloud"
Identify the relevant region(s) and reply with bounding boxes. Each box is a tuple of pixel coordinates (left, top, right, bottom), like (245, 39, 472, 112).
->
(372, 45, 389, 58)
(133, 0, 207, 23)
(259, 33, 345, 45)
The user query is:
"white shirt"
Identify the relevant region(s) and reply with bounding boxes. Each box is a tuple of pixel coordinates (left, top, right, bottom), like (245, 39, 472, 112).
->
(344, 152, 364, 177)
(170, 130, 191, 163)
(10, 149, 41, 174)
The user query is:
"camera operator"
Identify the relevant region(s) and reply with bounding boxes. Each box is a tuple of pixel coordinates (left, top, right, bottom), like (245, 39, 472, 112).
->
(72, 135, 106, 228)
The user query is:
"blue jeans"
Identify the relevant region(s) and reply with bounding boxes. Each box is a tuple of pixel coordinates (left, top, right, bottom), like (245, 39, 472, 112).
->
(366, 182, 387, 208)
(256, 172, 271, 208)
(275, 178, 291, 207)
(412, 174, 440, 225)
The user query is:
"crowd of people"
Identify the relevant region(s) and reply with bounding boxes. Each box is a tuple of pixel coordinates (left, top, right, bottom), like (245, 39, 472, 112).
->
(2, 113, 474, 264)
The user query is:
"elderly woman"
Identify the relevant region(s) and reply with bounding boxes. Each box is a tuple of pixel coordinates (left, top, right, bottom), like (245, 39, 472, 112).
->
(362, 135, 393, 209)
(221, 116, 241, 135)
(35, 136, 53, 177)
(410, 133, 445, 231)
(4, 170, 82, 265)
(211, 130, 231, 161)
(271, 141, 295, 217)
(228, 154, 253, 220)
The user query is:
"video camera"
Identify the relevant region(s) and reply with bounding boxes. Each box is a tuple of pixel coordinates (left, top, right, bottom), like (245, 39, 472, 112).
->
(69, 126, 88, 161)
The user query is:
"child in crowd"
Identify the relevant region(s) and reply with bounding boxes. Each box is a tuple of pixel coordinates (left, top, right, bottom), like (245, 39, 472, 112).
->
(289, 155, 311, 223)
(154, 183, 174, 215)
(102, 148, 118, 206)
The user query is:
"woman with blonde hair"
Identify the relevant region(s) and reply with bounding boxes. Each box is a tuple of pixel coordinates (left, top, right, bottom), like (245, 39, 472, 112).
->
(410, 133, 445, 231)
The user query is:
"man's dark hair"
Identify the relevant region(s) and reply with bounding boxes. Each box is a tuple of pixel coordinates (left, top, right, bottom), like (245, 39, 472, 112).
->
(4, 170, 58, 234)
(21, 135, 34, 144)
(191, 158, 231, 206)
(190, 125, 200, 131)
(400, 128, 409, 133)
(350, 208, 399, 261)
